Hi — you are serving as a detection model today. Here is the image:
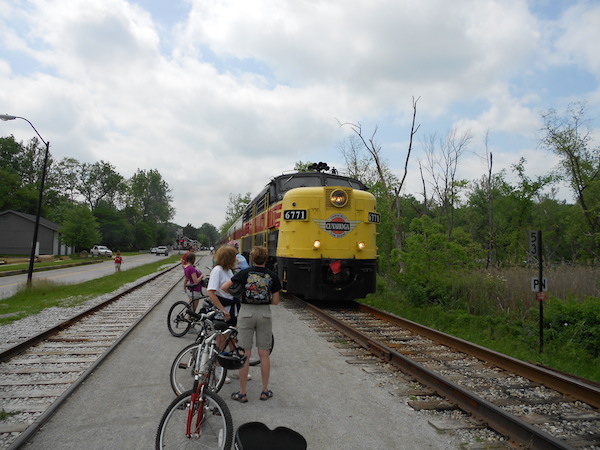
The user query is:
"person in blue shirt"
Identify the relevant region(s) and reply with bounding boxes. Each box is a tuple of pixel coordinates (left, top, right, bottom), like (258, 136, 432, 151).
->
(228, 240, 249, 273)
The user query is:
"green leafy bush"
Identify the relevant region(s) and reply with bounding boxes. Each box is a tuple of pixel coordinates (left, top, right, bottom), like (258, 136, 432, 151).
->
(544, 297, 600, 357)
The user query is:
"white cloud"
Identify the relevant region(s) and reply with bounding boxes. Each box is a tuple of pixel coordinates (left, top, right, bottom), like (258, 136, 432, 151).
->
(0, 0, 597, 229)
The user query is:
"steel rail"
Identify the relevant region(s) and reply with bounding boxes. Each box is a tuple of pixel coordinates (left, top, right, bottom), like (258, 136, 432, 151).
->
(3, 262, 184, 450)
(0, 262, 181, 363)
(296, 298, 581, 450)
(358, 303, 600, 409)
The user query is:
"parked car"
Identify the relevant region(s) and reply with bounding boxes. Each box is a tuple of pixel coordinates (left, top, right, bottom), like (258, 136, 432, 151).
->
(155, 246, 169, 256)
(91, 245, 113, 257)
(151, 247, 157, 254)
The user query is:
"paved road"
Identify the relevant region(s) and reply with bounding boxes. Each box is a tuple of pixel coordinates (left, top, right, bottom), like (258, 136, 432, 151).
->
(0, 253, 174, 300)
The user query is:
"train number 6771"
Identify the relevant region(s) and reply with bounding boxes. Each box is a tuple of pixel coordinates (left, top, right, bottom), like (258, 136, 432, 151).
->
(284, 209, 307, 220)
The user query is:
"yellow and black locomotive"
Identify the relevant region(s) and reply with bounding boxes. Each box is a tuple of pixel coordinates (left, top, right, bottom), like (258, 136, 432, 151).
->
(225, 171, 379, 301)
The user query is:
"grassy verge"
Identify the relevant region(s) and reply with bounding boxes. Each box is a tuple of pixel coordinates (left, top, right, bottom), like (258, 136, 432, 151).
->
(0, 254, 181, 326)
(361, 276, 600, 383)
(0, 253, 140, 273)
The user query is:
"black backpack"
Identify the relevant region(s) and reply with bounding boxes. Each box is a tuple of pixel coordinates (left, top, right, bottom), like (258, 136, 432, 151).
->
(242, 271, 273, 304)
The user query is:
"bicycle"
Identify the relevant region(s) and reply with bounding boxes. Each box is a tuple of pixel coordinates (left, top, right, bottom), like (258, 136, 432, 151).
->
(156, 315, 245, 449)
(170, 309, 232, 396)
(170, 307, 275, 395)
(171, 330, 274, 396)
(167, 283, 209, 337)
(168, 279, 275, 352)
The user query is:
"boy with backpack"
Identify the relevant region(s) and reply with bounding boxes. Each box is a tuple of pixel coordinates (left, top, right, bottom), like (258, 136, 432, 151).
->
(221, 246, 281, 403)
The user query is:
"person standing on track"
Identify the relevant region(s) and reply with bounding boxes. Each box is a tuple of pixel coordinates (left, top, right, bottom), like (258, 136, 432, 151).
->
(222, 245, 281, 403)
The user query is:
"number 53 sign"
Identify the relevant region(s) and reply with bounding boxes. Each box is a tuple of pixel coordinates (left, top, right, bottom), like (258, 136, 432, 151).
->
(529, 230, 540, 259)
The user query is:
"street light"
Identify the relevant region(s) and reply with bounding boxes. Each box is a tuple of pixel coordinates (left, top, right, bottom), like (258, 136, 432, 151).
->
(0, 114, 50, 286)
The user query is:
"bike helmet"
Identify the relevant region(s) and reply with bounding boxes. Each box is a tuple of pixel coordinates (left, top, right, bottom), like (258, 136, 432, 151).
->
(217, 348, 247, 370)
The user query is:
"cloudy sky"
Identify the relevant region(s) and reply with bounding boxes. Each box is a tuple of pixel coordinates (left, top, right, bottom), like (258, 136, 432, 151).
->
(1, 0, 599, 229)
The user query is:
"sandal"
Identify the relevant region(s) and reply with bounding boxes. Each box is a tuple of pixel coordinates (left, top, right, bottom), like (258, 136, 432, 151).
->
(260, 390, 273, 401)
(231, 392, 248, 403)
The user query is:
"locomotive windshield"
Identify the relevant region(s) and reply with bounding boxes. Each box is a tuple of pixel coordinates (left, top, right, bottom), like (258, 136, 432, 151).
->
(324, 176, 364, 190)
(277, 173, 366, 194)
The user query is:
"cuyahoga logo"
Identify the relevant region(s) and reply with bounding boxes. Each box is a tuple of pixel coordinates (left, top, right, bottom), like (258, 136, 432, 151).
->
(314, 214, 360, 238)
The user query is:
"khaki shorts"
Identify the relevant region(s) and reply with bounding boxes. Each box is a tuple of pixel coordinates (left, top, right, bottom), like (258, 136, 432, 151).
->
(237, 304, 272, 350)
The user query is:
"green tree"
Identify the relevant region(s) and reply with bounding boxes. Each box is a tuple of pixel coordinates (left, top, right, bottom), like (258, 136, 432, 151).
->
(78, 161, 126, 210)
(183, 223, 197, 240)
(198, 222, 219, 246)
(128, 169, 174, 223)
(0, 135, 48, 215)
(221, 192, 251, 233)
(294, 161, 314, 171)
(541, 102, 600, 255)
(94, 201, 133, 251)
(59, 204, 101, 252)
(126, 169, 175, 248)
(47, 157, 82, 203)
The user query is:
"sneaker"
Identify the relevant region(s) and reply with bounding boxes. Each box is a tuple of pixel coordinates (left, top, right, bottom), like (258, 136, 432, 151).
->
(224, 377, 231, 384)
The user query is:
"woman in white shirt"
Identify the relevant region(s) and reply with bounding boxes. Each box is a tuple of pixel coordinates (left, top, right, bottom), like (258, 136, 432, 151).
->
(207, 245, 238, 324)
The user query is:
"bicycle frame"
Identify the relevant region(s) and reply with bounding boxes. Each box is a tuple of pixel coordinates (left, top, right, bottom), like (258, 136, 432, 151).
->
(185, 323, 236, 438)
(187, 377, 206, 438)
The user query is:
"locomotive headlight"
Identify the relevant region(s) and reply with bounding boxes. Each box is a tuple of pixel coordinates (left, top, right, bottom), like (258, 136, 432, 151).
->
(357, 241, 366, 251)
(330, 189, 348, 207)
(313, 240, 321, 250)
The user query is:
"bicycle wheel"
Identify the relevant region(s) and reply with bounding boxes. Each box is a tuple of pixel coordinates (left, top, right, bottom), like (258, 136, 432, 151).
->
(167, 301, 192, 337)
(249, 333, 274, 367)
(156, 389, 233, 450)
(170, 343, 227, 395)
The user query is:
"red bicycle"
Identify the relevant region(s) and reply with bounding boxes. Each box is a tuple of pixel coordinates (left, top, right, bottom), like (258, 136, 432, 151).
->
(156, 314, 245, 449)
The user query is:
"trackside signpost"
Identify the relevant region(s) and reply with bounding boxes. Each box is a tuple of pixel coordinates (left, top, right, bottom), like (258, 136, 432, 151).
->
(529, 230, 545, 353)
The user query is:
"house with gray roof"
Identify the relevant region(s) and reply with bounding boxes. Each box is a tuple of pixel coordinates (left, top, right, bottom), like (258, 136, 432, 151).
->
(0, 210, 73, 256)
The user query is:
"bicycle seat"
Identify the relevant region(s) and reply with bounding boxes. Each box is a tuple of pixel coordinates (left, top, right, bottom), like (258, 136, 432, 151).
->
(186, 283, 199, 291)
(234, 422, 307, 450)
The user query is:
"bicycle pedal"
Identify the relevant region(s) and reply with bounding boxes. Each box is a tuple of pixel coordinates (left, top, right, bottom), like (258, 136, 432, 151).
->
(178, 363, 189, 369)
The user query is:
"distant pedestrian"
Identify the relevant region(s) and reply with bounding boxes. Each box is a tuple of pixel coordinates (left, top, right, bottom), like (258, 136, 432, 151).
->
(114, 251, 123, 272)
(222, 245, 281, 403)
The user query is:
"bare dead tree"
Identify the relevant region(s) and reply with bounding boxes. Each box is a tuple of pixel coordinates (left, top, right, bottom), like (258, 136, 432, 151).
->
(337, 134, 381, 187)
(418, 160, 428, 216)
(422, 125, 472, 238)
(338, 96, 421, 251)
(484, 130, 495, 268)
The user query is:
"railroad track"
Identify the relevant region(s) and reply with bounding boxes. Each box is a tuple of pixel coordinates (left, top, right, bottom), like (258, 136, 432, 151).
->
(292, 298, 600, 450)
(0, 263, 184, 450)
